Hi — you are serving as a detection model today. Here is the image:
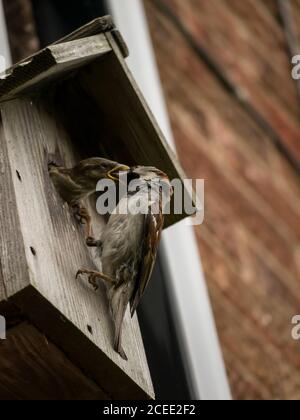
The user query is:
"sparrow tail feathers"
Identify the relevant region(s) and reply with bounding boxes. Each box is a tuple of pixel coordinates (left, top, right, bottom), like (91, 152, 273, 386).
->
(113, 291, 129, 361)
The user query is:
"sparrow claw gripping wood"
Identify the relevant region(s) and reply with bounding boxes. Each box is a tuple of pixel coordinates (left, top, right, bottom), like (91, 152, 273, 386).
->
(76, 269, 115, 289)
(72, 204, 92, 238)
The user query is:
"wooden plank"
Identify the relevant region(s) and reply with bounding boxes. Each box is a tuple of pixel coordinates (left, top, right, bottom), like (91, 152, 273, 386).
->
(0, 322, 109, 400)
(0, 97, 154, 399)
(52, 15, 116, 45)
(52, 15, 129, 58)
(0, 33, 111, 102)
(0, 116, 27, 299)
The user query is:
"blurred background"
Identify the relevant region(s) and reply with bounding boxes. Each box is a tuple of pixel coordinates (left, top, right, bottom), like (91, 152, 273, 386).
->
(1, 0, 300, 400)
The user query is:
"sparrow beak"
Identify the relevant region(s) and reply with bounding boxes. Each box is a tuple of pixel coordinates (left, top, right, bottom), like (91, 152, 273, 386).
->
(107, 165, 130, 182)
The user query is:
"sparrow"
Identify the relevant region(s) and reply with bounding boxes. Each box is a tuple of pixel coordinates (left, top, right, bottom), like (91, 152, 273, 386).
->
(76, 166, 173, 360)
(48, 157, 130, 238)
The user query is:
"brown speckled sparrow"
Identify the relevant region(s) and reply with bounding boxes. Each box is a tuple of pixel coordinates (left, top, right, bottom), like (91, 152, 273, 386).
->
(77, 166, 173, 360)
(49, 158, 129, 238)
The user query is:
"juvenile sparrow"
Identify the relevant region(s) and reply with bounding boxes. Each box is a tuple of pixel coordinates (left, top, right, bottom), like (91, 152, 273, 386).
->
(77, 166, 173, 360)
(49, 157, 130, 238)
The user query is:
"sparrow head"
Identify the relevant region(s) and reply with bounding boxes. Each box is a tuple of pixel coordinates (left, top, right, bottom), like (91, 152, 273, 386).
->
(72, 158, 130, 183)
(49, 157, 131, 205)
(129, 166, 169, 180)
(129, 166, 174, 197)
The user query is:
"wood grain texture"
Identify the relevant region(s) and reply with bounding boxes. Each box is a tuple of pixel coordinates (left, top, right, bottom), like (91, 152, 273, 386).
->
(0, 322, 109, 400)
(145, 0, 300, 400)
(0, 117, 27, 300)
(0, 33, 111, 102)
(0, 97, 154, 399)
(52, 15, 129, 58)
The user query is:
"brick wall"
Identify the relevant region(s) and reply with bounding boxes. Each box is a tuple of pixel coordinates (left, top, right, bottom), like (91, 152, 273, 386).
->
(145, 0, 300, 400)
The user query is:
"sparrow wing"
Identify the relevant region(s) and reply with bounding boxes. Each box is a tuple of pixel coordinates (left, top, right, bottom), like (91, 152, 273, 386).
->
(130, 210, 164, 316)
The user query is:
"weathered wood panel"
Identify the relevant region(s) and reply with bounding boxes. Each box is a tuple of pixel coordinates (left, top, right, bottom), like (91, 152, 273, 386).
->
(0, 33, 112, 101)
(145, 0, 300, 400)
(0, 96, 153, 399)
(0, 117, 27, 301)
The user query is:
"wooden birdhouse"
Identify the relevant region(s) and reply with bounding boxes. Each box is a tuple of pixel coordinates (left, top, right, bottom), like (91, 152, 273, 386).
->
(0, 16, 192, 400)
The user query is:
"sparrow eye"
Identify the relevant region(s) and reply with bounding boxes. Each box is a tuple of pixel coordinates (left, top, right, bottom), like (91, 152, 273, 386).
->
(100, 164, 109, 171)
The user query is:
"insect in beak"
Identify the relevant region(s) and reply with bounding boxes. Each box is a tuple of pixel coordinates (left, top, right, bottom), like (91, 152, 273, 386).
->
(107, 165, 130, 182)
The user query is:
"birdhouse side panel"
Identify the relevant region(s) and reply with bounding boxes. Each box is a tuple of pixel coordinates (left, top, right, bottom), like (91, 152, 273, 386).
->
(0, 115, 29, 300)
(0, 97, 154, 399)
